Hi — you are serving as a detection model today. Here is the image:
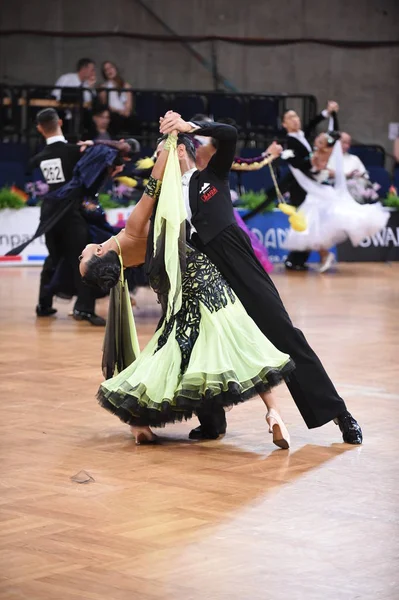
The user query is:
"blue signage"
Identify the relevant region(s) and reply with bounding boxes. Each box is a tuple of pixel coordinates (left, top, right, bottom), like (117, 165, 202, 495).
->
(238, 209, 335, 264)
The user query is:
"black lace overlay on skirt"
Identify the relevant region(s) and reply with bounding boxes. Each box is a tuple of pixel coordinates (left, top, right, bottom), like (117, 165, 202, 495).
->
(155, 247, 236, 371)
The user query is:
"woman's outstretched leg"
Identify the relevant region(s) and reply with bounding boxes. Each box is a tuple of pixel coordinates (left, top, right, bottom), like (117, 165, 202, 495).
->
(259, 390, 290, 449)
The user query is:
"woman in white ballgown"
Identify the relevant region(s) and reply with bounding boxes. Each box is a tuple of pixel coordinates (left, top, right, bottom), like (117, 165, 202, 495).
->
(284, 139, 389, 272)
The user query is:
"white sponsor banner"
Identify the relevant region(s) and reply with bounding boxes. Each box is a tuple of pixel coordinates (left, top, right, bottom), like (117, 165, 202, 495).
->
(0, 207, 133, 266)
(1, 206, 398, 267)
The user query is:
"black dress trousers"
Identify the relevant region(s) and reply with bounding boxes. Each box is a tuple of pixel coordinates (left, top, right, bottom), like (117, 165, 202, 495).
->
(43, 209, 95, 314)
(193, 224, 346, 429)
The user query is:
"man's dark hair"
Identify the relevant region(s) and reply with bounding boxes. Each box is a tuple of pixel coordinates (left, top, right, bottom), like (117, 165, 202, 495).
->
(76, 58, 95, 72)
(82, 251, 121, 294)
(36, 108, 60, 133)
(157, 133, 196, 163)
(282, 109, 296, 120)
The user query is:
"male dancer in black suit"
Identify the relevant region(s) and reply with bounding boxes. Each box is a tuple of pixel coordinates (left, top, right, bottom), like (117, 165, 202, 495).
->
(28, 108, 104, 325)
(159, 111, 362, 445)
(282, 101, 339, 271)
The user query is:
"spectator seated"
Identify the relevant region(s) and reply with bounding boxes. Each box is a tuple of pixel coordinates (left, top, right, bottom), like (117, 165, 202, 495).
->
(53, 57, 96, 105)
(328, 133, 385, 203)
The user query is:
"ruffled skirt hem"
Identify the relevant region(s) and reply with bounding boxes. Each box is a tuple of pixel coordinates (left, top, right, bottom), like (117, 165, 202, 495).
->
(97, 359, 295, 427)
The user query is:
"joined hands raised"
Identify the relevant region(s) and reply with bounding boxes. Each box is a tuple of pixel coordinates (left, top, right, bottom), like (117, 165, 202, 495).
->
(159, 111, 192, 137)
(326, 100, 339, 114)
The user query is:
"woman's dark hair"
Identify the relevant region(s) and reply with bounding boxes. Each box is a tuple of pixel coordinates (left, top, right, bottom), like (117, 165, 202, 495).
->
(157, 133, 196, 163)
(102, 61, 125, 90)
(82, 250, 121, 294)
(326, 131, 341, 147)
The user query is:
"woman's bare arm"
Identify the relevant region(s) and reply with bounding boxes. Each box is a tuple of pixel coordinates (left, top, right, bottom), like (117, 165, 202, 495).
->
(124, 136, 173, 239)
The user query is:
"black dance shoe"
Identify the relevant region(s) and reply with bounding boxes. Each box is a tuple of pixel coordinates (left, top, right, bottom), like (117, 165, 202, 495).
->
(73, 310, 106, 327)
(36, 305, 57, 317)
(285, 261, 309, 272)
(189, 425, 225, 440)
(334, 411, 363, 444)
(189, 406, 227, 440)
(189, 414, 227, 440)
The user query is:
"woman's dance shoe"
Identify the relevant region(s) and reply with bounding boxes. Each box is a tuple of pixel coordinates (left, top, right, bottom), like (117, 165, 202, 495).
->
(319, 252, 336, 273)
(266, 409, 290, 449)
(130, 427, 158, 446)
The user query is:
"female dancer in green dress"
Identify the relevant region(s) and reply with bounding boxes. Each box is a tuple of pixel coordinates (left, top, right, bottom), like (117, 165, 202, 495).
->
(80, 129, 294, 448)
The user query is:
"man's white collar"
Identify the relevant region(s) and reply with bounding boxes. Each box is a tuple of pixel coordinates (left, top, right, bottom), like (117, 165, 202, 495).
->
(288, 130, 306, 139)
(46, 135, 67, 145)
(288, 131, 312, 152)
(182, 167, 197, 183)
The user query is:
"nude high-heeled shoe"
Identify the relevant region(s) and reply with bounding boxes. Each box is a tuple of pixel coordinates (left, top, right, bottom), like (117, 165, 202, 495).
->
(130, 426, 158, 446)
(266, 409, 290, 449)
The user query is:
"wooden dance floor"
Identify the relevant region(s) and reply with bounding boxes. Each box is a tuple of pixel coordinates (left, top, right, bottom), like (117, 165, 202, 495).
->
(0, 263, 398, 600)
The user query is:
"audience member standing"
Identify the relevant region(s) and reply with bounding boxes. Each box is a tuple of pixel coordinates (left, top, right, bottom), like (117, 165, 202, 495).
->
(99, 61, 134, 135)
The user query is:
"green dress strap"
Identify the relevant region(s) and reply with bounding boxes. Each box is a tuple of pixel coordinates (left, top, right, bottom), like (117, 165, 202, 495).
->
(112, 235, 124, 284)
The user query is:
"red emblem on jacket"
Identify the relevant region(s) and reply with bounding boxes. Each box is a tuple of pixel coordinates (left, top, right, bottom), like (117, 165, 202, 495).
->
(200, 182, 218, 202)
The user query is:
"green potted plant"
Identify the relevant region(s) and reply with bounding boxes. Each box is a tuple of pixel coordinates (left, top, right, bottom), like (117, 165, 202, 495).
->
(0, 187, 26, 209)
(384, 186, 399, 209)
(238, 190, 275, 213)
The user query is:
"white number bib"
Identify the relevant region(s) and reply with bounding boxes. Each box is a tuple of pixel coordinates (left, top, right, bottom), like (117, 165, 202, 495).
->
(40, 158, 66, 184)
